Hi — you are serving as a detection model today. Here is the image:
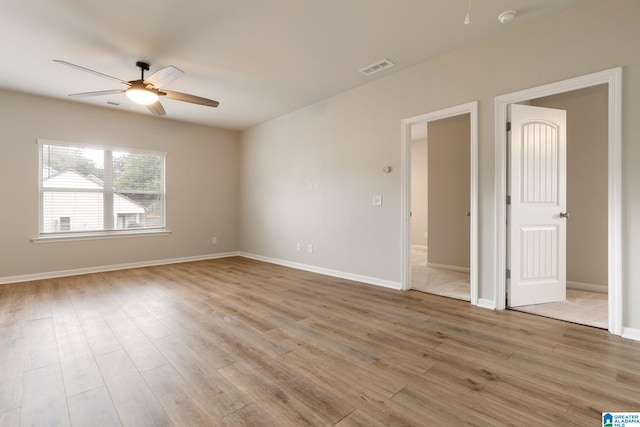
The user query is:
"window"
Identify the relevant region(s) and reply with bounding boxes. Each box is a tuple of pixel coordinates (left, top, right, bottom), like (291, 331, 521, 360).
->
(39, 140, 166, 236)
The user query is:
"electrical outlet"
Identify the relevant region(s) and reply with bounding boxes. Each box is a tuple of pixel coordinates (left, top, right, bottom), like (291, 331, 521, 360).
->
(212, 237, 217, 244)
(308, 244, 313, 253)
(296, 243, 301, 252)
(373, 194, 382, 206)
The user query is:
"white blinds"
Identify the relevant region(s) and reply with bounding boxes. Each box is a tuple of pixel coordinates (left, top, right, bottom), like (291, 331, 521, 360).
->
(39, 141, 165, 234)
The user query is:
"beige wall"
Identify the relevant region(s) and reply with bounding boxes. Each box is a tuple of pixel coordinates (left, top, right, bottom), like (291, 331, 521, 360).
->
(531, 85, 608, 289)
(0, 89, 239, 279)
(239, 0, 640, 329)
(427, 114, 470, 269)
(3, 1, 636, 330)
(410, 138, 427, 246)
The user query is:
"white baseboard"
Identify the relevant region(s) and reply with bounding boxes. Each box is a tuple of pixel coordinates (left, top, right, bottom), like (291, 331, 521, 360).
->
(426, 262, 471, 274)
(238, 252, 402, 290)
(622, 327, 640, 342)
(0, 252, 239, 285)
(566, 280, 607, 294)
(477, 298, 496, 310)
(1, 250, 402, 292)
(3, 252, 629, 336)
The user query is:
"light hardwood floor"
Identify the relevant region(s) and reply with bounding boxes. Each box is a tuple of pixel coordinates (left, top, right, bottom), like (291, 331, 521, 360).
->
(1, 257, 639, 426)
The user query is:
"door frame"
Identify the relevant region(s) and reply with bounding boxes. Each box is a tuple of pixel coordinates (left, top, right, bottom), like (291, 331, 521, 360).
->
(494, 67, 622, 335)
(401, 101, 478, 305)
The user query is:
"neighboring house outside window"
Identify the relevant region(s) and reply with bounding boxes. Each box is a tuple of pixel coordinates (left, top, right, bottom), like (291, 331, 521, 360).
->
(59, 216, 70, 231)
(39, 140, 166, 236)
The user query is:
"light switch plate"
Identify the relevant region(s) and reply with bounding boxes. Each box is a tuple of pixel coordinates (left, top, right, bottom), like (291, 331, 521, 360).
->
(373, 194, 382, 206)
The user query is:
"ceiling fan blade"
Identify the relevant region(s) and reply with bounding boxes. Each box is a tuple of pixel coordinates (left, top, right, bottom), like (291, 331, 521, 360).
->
(145, 65, 184, 88)
(161, 90, 219, 107)
(147, 101, 166, 116)
(68, 89, 126, 97)
(54, 60, 129, 86)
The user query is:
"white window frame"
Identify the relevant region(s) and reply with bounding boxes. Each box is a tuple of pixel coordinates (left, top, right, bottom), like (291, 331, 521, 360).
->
(34, 139, 169, 242)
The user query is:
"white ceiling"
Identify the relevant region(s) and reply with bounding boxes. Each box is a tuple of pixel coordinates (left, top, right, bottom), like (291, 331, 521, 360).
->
(0, 0, 582, 131)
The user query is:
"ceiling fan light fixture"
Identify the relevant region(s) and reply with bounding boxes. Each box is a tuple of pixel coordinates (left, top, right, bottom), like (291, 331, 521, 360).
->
(126, 83, 159, 105)
(55, 59, 219, 116)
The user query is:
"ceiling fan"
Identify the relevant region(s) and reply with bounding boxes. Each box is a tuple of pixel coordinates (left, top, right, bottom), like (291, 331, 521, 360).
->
(54, 59, 219, 116)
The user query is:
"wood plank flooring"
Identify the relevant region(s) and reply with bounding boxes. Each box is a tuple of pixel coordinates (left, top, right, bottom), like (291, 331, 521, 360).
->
(1, 256, 639, 426)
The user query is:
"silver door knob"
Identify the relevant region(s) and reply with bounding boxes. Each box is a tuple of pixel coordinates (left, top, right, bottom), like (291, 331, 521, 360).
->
(560, 212, 570, 219)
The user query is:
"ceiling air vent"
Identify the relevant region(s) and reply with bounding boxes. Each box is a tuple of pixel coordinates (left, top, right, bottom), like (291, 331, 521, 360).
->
(359, 59, 395, 76)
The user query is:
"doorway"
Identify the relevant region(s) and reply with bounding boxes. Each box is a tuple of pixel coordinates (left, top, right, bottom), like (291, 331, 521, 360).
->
(401, 102, 478, 305)
(410, 115, 471, 300)
(494, 68, 622, 335)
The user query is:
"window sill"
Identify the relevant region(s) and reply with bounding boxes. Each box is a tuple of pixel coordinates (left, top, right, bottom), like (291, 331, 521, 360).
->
(31, 229, 171, 243)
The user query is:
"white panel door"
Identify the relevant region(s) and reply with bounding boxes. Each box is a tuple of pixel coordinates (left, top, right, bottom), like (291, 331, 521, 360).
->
(508, 104, 567, 307)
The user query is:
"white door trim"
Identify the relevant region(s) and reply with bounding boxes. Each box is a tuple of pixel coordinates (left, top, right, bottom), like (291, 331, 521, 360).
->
(494, 67, 623, 335)
(401, 101, 479, 305)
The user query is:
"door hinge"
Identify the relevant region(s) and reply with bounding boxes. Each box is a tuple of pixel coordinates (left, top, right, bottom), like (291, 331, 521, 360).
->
(506, 122, 511, 132)
(506, 269, 511, 279)
(506, 195, 511, 205)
